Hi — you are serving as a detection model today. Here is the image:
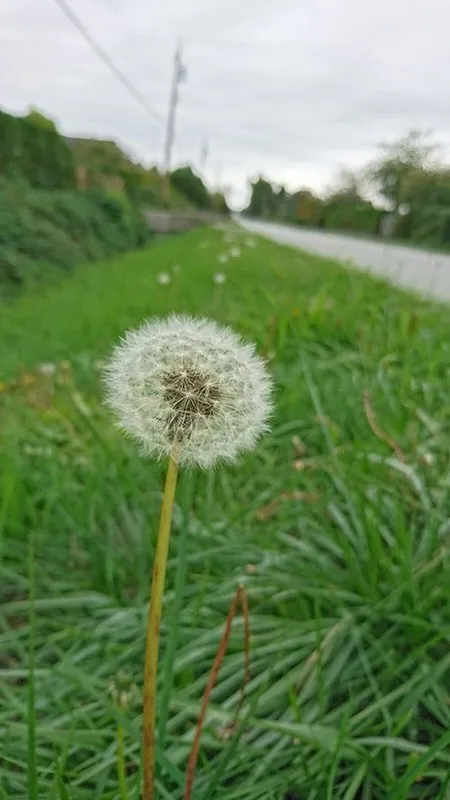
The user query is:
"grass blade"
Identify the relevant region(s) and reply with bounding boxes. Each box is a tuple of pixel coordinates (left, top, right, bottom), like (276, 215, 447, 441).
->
(387, 730, 450, 800)
(27, 532, 38, 800)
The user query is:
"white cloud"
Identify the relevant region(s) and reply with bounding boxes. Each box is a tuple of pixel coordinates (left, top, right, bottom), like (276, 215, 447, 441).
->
(1, 0, 450, 208)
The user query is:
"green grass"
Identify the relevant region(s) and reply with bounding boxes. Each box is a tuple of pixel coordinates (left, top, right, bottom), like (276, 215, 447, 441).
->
(1, 227, 449, 799)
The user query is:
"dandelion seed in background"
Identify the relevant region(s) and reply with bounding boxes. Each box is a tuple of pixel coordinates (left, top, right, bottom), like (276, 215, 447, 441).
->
(230, 246, 241, 258)
(23, 444, 52, 457)
(109, 672, 139, 711)
(245, 237, 257, 248)
(214, 272, 226, 284)
(218, 253, 228, 263)
(38, 363, 56, 376)
(157, 272, 171, 285)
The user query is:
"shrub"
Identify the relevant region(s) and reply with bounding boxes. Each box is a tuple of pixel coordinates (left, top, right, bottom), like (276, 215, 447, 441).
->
(171, 166, 211, 209)
(322, 194, 381, 235)
(409, 205, 450, 248)
(0, 109, 75, 189)
(0, 181, 151, 296)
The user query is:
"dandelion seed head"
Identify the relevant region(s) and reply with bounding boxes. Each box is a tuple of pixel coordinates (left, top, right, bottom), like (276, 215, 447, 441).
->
(218, 253, 228, 264)
(104, 315, 272, 467)
(214, 272, 226, 284)
(157, 272, 171, 285)
(38, 363, 56, 377)
(230, 246, 241, 258)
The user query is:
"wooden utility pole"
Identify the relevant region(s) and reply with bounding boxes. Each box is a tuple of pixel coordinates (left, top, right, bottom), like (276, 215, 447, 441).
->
(200, 139, 208, 171)
(161, 43, 186, 206)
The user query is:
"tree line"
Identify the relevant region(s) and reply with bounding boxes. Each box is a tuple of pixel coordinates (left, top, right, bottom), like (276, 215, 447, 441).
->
(0, 107, 228, 214)
(245, 131, 450, 249)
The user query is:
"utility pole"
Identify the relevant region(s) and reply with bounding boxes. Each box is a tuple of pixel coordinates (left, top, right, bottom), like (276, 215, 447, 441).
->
(214, 163, 223, 192)
(161, 43, 187, 206)
(200, 139, 209, 172)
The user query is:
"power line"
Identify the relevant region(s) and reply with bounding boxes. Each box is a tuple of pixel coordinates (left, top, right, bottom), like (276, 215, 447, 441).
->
(53, 0, 165, 127)
(48, 0, 337, 184)
(51, 0, 229, 180)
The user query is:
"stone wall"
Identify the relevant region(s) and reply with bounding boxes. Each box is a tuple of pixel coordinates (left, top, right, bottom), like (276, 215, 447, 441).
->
(144, 209, 226, 234)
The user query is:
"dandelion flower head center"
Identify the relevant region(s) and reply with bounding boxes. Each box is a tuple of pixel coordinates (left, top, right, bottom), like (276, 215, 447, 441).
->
(163, 366, 221, 439)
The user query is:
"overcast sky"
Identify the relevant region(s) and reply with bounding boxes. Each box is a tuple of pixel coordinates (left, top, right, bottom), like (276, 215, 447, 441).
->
(2, 0, 450, 207)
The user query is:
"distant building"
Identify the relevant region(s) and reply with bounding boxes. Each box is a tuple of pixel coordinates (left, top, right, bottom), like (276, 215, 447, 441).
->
(64, 136, 127, 192)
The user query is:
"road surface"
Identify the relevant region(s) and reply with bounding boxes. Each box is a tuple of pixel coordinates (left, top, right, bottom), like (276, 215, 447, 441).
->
(237, 217, 450, 302)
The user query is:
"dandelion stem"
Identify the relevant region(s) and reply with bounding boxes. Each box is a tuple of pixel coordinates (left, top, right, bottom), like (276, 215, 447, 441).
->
(143, 452, 179, 800)
(116, 717, 129, 800)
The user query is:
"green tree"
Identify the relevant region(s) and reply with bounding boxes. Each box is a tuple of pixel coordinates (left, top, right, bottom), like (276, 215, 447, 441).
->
(369, 130, 439, 212)
(246, 177, 279, 217)
(292, 189, 323, 226)
(25, 107, 57, 132)
(210, 191, 229, 214)
(170, 166, 211, 209)
(395, 167, 450, 246)
(322, 188, 381, 235)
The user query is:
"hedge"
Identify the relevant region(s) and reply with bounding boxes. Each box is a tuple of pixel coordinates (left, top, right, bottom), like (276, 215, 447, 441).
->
(322, 200, 381, 236)
(0, 180, 150, 295)
(0, 110, 75, 189)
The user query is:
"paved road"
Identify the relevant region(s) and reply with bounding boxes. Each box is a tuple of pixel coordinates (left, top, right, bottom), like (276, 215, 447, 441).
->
(236, 217, 450, 302)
